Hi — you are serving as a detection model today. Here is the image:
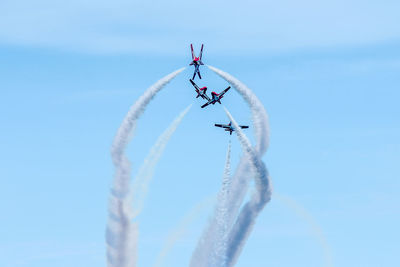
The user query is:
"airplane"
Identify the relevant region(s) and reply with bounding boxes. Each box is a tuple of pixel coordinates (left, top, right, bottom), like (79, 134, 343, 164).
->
(189, 79, 210, 100)
(189, 44, 204, 80)
(201, 86, 231, 108)
(215, 121, 249, 135)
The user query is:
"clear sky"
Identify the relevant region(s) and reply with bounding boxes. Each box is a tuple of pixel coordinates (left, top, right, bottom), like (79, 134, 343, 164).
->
(1, 1, 399, 266)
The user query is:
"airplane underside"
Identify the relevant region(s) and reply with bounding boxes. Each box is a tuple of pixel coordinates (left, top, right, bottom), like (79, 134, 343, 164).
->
(193, 66, 202, 80)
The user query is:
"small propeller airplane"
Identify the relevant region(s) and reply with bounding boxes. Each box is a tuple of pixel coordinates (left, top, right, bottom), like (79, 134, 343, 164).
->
(189, 79, 209, 100)
(189, 44, 204, 80)
(215, 121, 249, 135)
(201, 86, 231, 108)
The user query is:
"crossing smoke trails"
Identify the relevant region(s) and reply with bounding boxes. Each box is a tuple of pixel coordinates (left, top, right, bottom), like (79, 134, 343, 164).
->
(190, 66, 270, 267)
(223, 108, 272, 267)
(207, 66, 269, 218)
(131, 104, 192, 218)
(106, 65, 269, 267)
(106, 68, 185, 267)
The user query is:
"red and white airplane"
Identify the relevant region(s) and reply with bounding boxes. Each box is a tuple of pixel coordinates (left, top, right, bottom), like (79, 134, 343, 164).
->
(189, 79, 209, 100)
(201, 86, 231, 108)
(189, 44, 204, 80)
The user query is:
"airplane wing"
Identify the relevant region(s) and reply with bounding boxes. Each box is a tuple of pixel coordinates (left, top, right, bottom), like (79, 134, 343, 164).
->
(190, 79, 200, 90)
(218, 86, 231, 98)
(215, 124, 229, 128)
(199, 44, 204, 60)
(191, 44, 195, 60)
(201, 100, 212, 108)
(202, 92, 210, 101)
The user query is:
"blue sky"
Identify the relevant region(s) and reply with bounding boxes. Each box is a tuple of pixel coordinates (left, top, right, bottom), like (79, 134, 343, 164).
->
(1, 1, 399, 266)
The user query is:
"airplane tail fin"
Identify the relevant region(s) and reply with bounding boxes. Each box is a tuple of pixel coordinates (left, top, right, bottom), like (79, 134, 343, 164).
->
(192, 71, 196, 80)
(196, 95, 200, 98)
(199, 44, 204, 60)
(198, 71, 202, 79)
(191, 44, 195, 60)
(218, 100, 221, 104)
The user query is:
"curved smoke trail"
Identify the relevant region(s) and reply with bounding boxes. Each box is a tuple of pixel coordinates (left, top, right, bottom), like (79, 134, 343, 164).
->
(207, 66, 269, 221)
(211, 141, 232, 267)
(106, 68, 185, 267)
(131, 104, 192, 218)
(207, 65, 269, 155)
(190, 66, 270, 267)
(224, 108, 272, 267)
(274, 194, 334, 267)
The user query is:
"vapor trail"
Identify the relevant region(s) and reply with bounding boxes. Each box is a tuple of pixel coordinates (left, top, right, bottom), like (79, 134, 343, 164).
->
(106, 68, 185, 267)
(207, 65, 269, 155)
(223, 108, 272, 267)
(131, 104, 192, 218)
(274, 194, 334, 267)
(189, 141, 232, 267)
(207, 66, 270, 223)
(190, 67, 270, 266)
(211, 141, 232, 267)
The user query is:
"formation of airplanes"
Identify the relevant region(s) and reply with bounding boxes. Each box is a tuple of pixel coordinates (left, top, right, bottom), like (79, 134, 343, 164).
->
(189, 79, 231, 108)
(188, 44, 249, 135)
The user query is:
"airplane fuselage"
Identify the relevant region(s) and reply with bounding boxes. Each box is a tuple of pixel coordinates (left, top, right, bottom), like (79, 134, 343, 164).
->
(192, 58, 200, 66)
(190, 44, 204, 79)
(201, 87, 230, 108)
(197, 87, 208, 99)
(210, 92, 222, 104)
(225, 126, 234, 135)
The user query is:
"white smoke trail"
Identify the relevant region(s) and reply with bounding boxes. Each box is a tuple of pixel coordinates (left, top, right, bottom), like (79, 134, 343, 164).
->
(190, 66, 270, 267)
(211, 141, 232, 267)
(207, 66, 269, 222)
(106, 68, 185, 267)
(131, 104, 192, 218)
(207, 65, 269, 155)
(223, 108, 272, 267)
(189, 142, 232, 267)
(274, 193, 334, 267)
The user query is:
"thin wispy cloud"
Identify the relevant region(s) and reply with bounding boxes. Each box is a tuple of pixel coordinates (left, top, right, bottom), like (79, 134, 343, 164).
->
(1, 0, 399, 54)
